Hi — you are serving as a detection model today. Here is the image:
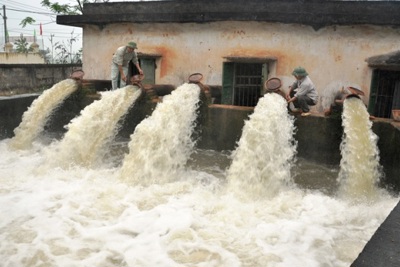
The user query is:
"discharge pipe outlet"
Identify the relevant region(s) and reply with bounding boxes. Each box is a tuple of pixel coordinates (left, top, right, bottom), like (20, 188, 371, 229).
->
(188, 73, 212, 100)
(344, 86, 365, 100)
(70, 69, 85, 81)
(264, 77, 286, 99)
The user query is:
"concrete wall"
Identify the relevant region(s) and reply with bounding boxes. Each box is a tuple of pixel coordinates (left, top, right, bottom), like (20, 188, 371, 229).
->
(0, 64, 82, 95)
(1, 93, 399, 192)
(0, 94, 40, 138)
(0, 53, 45, 64)
(81, 21, 400, 106)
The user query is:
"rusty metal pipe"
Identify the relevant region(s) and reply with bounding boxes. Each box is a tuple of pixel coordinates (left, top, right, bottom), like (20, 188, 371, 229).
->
(264, 77, 286, 99)
(344, 94, 362, 100)
(70, 69, 85, 81)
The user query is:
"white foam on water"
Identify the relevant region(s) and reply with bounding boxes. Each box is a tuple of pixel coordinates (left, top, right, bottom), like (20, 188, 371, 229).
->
(119, 83, 201, 186)
(0, 141, 397, 267)
(43, 86, 142, 169)
(0, 86, 398, 267)
(9, 79, 78, 150)
(226, 93, 297, 199)
(338, 97, 383, 201)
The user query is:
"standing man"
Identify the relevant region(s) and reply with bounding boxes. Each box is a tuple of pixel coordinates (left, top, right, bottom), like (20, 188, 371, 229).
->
(286, 66, 318, 117)
(111, 41, 144, 90)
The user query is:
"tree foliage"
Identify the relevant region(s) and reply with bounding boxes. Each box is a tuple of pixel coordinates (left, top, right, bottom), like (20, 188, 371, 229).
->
(14, 35, 31, 53)
(20, 17, 36, 28)
(41, 0, 110, 15)
(41, 0, 81, 15)
(52, 31, 82, 64)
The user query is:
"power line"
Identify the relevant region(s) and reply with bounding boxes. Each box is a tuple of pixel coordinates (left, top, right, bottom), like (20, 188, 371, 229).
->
(6, 29, 81, 38)
(0, 0, 53, 13)
(7, 17, 55, 22)
(7, 8, 56, 16)
(0, 0, 82, 53)
(7, 25, 82, 35)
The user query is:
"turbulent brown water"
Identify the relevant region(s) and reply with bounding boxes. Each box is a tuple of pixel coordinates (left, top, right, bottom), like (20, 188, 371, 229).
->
(9, 79, 79, 150)
(0, 84, 397, 267)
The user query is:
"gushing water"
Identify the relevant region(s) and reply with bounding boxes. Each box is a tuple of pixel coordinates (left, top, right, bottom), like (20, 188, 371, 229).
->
(338, 97, 382, 200)
(44, 86, 142, 168)
(8, 79, 78, 150)
(119, 83, 200, 185)
(0, 85, 398, 267)
(227, 93, 297, 199)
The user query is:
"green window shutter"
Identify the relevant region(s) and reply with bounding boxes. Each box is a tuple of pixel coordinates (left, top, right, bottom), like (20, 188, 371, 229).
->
(222, 62, 235, 104)
(140, 58, 156, 84)
(368, 69, 380, 115)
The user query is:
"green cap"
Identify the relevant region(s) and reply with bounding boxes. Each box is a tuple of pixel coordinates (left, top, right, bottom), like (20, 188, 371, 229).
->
(292, 66, 308, 77)
(127, 41, 137, 49)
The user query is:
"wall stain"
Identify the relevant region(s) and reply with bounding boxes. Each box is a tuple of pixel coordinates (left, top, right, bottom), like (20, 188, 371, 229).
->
(151, 46, 177, 78)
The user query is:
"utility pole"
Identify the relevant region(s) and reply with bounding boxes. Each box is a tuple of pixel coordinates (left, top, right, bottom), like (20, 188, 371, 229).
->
(2, 5, 8, 44)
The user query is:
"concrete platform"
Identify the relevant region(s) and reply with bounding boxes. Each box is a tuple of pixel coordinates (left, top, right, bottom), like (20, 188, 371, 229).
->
(351, 200, 400, 267)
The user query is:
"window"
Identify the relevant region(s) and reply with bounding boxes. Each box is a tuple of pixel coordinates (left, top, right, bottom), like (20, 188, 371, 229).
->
(368, 69, 400, 118)
(222, 61, 269, 107)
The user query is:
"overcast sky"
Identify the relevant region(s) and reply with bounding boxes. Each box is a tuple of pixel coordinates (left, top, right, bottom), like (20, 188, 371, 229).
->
(0, 0, 150, 54)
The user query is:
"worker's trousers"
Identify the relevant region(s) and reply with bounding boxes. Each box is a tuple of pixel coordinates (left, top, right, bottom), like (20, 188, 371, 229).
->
(111, 63, 128, 90)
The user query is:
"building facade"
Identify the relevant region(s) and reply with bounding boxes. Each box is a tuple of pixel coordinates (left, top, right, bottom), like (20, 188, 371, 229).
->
(57, 0, 400, 118)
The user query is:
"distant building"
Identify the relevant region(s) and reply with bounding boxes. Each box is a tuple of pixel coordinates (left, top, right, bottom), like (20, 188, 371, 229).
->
(1, 35, 45, 64)
(0, 52, 45, 64)
(57, 0, 400, 118)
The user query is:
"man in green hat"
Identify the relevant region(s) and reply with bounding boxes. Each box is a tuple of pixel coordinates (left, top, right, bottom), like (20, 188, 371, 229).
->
(111, 41, 144, 90)
(286, 66, 318, 117)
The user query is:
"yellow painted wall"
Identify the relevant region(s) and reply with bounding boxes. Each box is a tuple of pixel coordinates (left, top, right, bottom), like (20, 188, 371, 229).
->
(0, 53, 45, 64)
